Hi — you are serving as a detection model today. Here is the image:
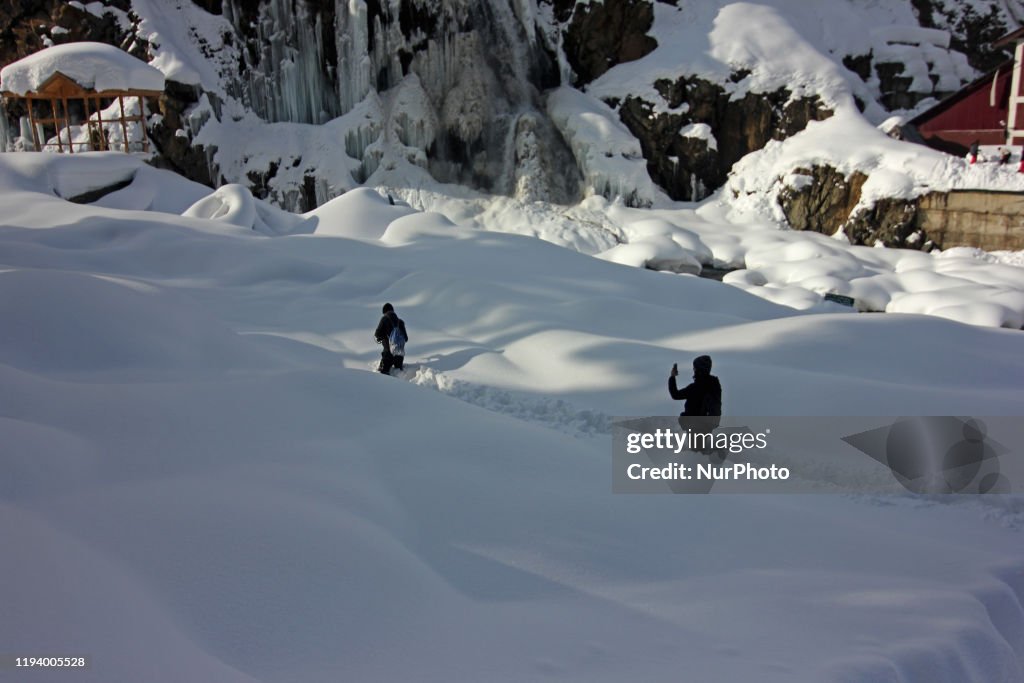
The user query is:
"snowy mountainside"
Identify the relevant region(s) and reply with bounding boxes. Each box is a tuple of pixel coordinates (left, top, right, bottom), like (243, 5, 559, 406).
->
(3, 151, 1024, 682)
(153, 0, 1024, 204)
(2, 0, 1024, 326)
(3, 0, 1022, 209)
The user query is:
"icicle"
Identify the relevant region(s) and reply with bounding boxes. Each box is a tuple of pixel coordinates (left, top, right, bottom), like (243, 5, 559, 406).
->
(337, 0, 373, 114)
(0, 113, 11, 152)
(20, 117, 36, 151)
(225, 0, 339, 123)
(390, 74, 437, 151)
(212, 0, 598, 203)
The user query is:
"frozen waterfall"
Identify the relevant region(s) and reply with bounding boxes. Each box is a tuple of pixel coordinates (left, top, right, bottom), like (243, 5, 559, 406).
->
(219, 0, 583, 205)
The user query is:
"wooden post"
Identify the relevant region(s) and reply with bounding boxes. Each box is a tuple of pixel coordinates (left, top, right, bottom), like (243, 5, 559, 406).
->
(94, 96, 106, 150)
(118, 94, 130, 152)
(82, 95, 90, 149)
(51, 98, 63, 152)
(27, 97, 41, 151)
(83, 95, 94, 151)
(61, 96, 73, 153)
(140, 97, 149, 153)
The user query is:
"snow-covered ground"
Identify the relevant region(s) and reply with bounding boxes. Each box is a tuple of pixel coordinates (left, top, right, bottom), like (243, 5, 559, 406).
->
(380, 175, 1024, 329)
(2, 152, 1024, 682)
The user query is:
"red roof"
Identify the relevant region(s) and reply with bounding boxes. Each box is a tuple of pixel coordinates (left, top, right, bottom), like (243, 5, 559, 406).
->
(908, 60, 1014, 153)
(994, 26, 1024, 48)
(909, 60, 1012, 127)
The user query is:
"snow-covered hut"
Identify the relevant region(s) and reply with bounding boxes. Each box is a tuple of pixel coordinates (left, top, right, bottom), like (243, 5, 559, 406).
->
(0, 42, 165, 153)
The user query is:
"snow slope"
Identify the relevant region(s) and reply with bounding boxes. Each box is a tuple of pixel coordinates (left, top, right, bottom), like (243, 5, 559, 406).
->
(2, 152, 1024, 682)
(586, 0, 996, 119)
(588, 0, 878, 116)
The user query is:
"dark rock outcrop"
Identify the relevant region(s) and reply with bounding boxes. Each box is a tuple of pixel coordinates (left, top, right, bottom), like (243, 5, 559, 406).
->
(842, 49, 960, 113)
(840, 1, 1015, 113)
(779, 165, 922, 247)
(0, 0, 132, 68)
(778, 166, 867, 236)
(146, 82, 216, 188)
(874, 61, 941, 112)
(617, 77, 832, 201)
(846, 197, 920, 246)
(842, 54, 872, 82)
(559, 0, 657, 86)
(911, 0, 1013, 74)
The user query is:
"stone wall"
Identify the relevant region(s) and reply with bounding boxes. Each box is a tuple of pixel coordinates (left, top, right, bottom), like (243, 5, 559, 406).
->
(779, 164, 1024, 251)
(918, 191, 1024, 251)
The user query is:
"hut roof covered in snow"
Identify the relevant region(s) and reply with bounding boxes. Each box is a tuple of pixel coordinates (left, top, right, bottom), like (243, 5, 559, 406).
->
(0, 42, 165, 96)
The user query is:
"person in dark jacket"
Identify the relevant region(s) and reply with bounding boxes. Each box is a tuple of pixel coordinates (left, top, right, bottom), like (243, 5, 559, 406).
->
(670, 355, 723, 457)
(374, 303, 408, 374)
(969, 140, 980, 165)
(669, 355, 722, 419)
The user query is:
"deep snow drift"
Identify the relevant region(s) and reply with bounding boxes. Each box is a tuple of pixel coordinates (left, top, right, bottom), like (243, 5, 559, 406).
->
(380, 176, 1024, 329)
(2, 152, 1024, 682)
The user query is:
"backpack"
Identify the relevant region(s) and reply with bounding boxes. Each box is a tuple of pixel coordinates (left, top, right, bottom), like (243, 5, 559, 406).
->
(388, 319, 406, 357)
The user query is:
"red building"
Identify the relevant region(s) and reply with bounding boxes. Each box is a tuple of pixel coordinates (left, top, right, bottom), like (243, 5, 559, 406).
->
(909, 27, 1024, 155)
(1001, 27, 1024, 147)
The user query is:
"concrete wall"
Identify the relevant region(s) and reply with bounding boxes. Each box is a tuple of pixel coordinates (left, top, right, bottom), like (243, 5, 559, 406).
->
(917, 190, 1024, 251)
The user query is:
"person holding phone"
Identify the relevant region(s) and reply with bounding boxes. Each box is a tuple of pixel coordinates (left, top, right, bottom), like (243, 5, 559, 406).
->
(669, 355, 722, 422)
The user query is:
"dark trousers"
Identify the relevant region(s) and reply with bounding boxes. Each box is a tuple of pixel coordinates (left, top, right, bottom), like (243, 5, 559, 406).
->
(379, 350, 404, 374)
(678, 415, 724, 459)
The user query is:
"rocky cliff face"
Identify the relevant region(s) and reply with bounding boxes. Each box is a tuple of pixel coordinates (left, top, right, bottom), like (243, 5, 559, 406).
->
(0, 0, 132, 67)
(911, 0, 1015, 74)
(550, 0, 832, 202)
(778, 165, 921, 247)
(148, 82, 217, 187)
(555, 0, 834, 201)
(838, 0, 1016, 112)
(616, 77, 832, 201)
(558, 0, 657, 86)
